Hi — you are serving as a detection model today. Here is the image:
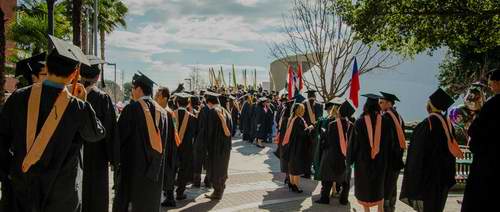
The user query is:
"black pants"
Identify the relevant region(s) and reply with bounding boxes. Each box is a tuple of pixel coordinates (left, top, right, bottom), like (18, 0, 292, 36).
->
(193, 149, 207, 184)
(422, 187, 448, 212)
(384, 171, 399, 212)
(320, 180, 349, 201)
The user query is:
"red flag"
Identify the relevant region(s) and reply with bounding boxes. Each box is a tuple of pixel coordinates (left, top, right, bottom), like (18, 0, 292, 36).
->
(288, 65, 293, 100)
(298, 63, 303, 91)
(349, 57, 360, 107)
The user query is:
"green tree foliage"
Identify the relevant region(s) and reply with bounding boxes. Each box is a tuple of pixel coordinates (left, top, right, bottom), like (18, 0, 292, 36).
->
(8, 0, 71, 55)
(337, 0, 500, 95)
(123, 81, 132, 101)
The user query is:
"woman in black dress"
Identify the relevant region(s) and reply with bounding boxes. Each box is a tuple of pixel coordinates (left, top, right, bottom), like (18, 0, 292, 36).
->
(282, 103, 314, 193)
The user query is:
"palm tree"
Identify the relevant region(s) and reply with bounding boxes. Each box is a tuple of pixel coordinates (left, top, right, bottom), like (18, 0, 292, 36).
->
(72, 0, 82, 46)
(9, 1, 71, 55)
(1, 8, 5, 106)
(98, 0, 127, 61)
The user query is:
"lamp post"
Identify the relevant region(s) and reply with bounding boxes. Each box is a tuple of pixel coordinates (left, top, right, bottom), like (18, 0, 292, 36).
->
(107, 63, 117, 101)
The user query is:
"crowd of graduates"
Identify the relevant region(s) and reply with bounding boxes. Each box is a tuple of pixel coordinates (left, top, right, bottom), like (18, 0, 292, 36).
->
(0, 36, 499, 212)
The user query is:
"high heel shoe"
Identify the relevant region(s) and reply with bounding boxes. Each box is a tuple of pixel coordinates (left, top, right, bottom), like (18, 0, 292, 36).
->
(291, 185, 303, 193)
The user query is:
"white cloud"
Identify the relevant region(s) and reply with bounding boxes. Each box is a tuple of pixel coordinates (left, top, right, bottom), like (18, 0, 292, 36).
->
(236, 0, 262, 7)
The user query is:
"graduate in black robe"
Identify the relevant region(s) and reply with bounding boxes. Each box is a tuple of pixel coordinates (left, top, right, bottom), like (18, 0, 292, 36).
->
(276, 99, 294, 185)
(379, 92, 406, 212)
(0, 36, 105, 212)
(316, 100, 355, 205)
(80, 55, 118, 212)
(461, 70, 500, 212)
(400, 88, 462, 212)
(172, 92, 197, 201)
(192, 99, 212, 188)
(14, 52, 48, 86)
(347, 94, 393, 211)
(204, 92, 233, 200)
(228, 96, 240, 137)
(302, 90, 323, 178)
(282, 102, 314, 193)
(240, 95, 255, 142)
(152, 88, 179, 208)
(254, 97, 273, 148)
(114, 73, 169, 212)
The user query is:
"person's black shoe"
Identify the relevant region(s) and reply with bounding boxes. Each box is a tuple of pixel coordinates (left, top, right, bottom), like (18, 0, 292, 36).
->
(161, 199, 176, 207)
(315, 198, 330, 204)
(204, 183, 212, 188)
(339, 197, 349, 205)
(176, 193, 187, 200)
(291, 185, 303, 193)
(205, 192, 222, 200)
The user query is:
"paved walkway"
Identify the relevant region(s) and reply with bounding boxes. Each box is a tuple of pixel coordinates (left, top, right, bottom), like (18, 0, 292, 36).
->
(161, 138, 463, 211)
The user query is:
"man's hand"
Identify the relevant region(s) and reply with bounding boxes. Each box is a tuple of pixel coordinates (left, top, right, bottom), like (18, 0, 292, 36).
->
(71, 83, 87, 101)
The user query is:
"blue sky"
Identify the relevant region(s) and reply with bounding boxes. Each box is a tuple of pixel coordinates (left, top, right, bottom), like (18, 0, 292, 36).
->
(104, 0, 446, 120)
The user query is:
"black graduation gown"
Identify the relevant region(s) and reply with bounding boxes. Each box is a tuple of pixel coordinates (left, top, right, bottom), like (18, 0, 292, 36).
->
(230, 106, 239, 137)
(400, 113, 456, 212)
(319, 118, 352, 182)
(302, 100, 323, 175)
(255, 104, 273, 140)
(193, 105, 209, 179)
(114, 98, 168, 212)
(382, 109, 405, 201)
(282, 117, 309, 175)
(347, 113, 392, 203)
(461, 94, 500, 212)
(206, 106, 233, 188)
(163, 110, 178, 192)
(0, 84, 105, 212)
(240, 102, 254, 140)
(277, 107, 291, 173)
(175, 108, 196, 187)
(82, 87, 117, 212)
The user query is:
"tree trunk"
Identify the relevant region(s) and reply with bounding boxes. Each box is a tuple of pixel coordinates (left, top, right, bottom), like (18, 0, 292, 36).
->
(82, 13, 88, 53)
(100, 29, 105, 61)
(72, 0, 82, 46)
(0, 8, 5, 106)
(46, 0, 56, 48)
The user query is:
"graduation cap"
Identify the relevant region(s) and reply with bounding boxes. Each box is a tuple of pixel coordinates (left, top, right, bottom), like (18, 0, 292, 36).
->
(429, 88, 454, 111)
(379, 92, 400, 103)
(362, 93, 382, 108)
(306, 90, 317, 98)
(487, 69, 500, 81)
(325, 98, 343, 110)
(293, 94, 306, 103)
(81, 55, 106, 79)
(204, 91, 221, 103)
(173, 92, 192, 99)
(48, 35, 90, 66)
(15, 52, 47, 84)
(132, 71, 156, 89)
(339, 100, 356, 118)
(258, 97, 269, 102)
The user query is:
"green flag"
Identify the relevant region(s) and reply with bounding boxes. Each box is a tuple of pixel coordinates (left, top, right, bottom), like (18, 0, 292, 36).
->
(232, 64, 237, 90)
(253, 69, 257, 90)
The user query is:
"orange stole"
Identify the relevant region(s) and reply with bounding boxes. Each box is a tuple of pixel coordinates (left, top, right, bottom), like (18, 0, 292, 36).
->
(23, 83, 71, 173)
(429, 113, 464, 158)
(335, 118, 348, 157)
(364, 113, 382, 159)
(386, 110, 407, 149)
(281, 116, 306, 146)
(175, 110, 190, 143)
(166, 107, 182, 147)
(138, 99, 163, 154)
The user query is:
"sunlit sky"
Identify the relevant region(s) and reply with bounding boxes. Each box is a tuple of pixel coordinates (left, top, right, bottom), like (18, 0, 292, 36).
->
(103, 0, 446, 120)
